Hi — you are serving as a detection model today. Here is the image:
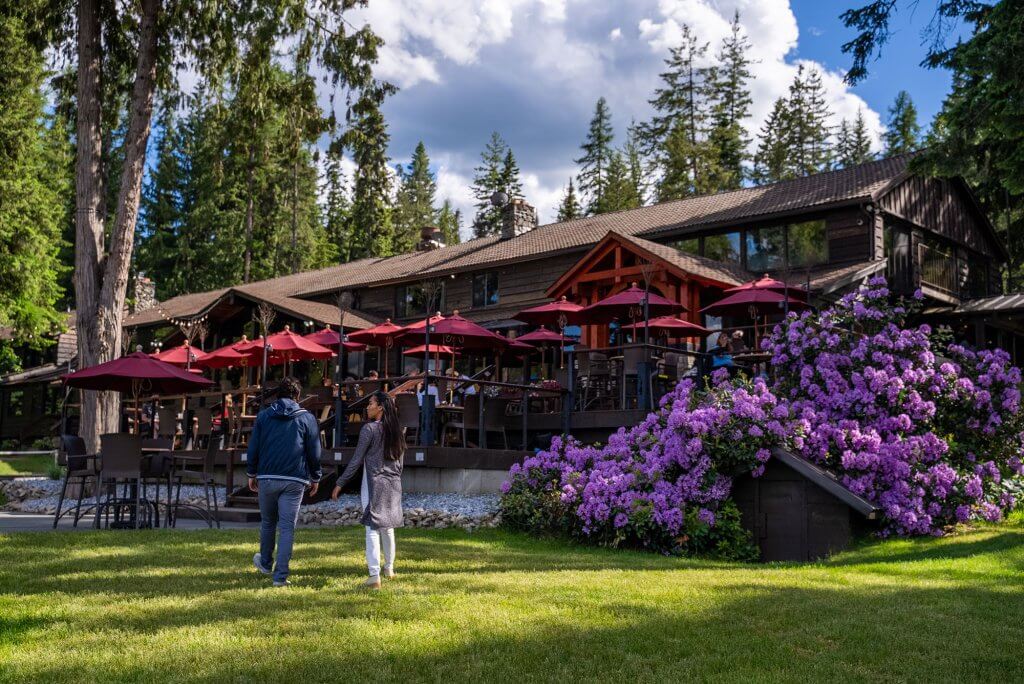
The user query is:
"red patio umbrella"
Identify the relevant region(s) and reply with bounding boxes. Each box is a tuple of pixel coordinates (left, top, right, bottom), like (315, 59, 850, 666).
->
(150, 342, 200, 368)
(515, 296, 584, 327)
(398, 312, 509, 351)
(580, 283, 685, 324)
(259, 326, 334, 361)
(62, 352, 214, 433)
(348, 318, 406, 377)
(402, 344, 459, 356)
(621, 315, 709, 338)
(700, 289, 809, 318)
(725, 273, 808, 299)
(194, 343, 250, 369)
(303, 326, 368, 352)
(516, 326, 576, 378)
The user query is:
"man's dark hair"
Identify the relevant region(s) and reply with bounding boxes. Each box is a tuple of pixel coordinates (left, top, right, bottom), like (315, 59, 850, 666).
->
(276, 377, 302, 400)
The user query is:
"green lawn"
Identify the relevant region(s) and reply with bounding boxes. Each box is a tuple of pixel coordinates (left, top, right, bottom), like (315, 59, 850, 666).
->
(2, 516, 1023, 683)
(0, 454, 54, 476)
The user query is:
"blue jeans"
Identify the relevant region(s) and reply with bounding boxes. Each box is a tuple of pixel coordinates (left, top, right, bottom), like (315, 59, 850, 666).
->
(258, 479, 306, 583)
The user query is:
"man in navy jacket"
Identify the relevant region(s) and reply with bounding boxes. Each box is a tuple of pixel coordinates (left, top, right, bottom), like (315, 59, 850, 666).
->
(247, 377, 322, 586)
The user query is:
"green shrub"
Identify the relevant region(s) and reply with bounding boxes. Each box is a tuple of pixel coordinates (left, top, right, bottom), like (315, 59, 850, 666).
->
(46, 463, 63, 480)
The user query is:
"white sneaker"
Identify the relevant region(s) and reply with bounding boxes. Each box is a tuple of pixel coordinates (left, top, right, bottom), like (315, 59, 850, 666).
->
(273, 580, 290, 587)
(253, 553, 271, 576)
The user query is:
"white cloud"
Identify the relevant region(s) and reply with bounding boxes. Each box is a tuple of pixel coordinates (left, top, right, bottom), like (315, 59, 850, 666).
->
(609, 27, 622, 41)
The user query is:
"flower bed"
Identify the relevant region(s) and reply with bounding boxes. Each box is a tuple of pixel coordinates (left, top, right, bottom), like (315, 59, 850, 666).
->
(502, 278, 1024, 554)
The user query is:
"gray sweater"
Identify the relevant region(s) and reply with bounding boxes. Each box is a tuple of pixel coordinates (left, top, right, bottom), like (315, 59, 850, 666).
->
(336, 421, 404, 529)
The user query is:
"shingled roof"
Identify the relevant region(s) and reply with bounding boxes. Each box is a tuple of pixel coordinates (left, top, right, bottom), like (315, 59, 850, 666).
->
(127, 155, 914, 327)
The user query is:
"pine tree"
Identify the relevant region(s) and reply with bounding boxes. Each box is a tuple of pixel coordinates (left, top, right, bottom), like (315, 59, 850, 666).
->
(785, 65, 833, 176)
(499, 148, 524, 202)
(835, 109, 874, 168)
(706, 11, 753, 190)
(436, 200, 462, 245)
(0, 12, 68, 342)
(136, 107, 186, 299)
(556, 178, 583, 221)
(344, 82, 396, 258)
(752, 98, 791, 184)
(393, 141, 438, 253)
(883, 90, 921, 155)
(623, 121, 647, 207)
(322, 149, 350, 263)
(575, 97, 615, 214)
(471, 132, 509, 238)
(602, 151, 642, 212)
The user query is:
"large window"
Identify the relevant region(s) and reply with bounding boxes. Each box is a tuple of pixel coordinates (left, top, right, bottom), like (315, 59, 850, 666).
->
(787, 220, 827, 268)
(702, 232, 742, 264)
(396, 282, 445, 319)
(746, 226, 786, 272)
(673, 237, 700, 256)
(472, 272, 500, 308)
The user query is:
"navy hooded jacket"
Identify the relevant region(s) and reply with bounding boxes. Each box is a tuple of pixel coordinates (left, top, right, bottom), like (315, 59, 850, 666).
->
(245, 398, 322, 484)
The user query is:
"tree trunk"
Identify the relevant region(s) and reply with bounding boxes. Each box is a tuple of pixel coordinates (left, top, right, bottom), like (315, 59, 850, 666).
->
(74, 0, 161, 451)
(244, 148, 254, 282)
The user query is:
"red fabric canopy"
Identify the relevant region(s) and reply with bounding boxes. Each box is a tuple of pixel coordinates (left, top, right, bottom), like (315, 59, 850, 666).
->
(725, 273, 807, 299)
(620, 315, 709, 337)
(150, 342, 200, 367)
(303, 327, 367, 352)
(580, 284, 685, 324)
(402, 344, 459, 356)
(258, 327, 334, 361)
(399, 313, 508, 350)
(515, 296, 584, 327)
(62, 352, 214, 395)
(347, 319, 405, 348)
(515, 326, 576, 345)
(194, 343, 250, 369)
(701, 289, 810, 318)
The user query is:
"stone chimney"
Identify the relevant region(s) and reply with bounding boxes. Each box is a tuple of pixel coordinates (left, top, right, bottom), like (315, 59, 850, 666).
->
(133, 273, 157, 313)
(416, 225, 446, 251)
(501, 198, 537, 240)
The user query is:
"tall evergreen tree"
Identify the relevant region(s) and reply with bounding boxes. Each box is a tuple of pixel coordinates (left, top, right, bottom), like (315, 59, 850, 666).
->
(344, 83, 396, 258)
(0, 11, 68, 343)
(556, 178, 583, 221)
(393, 141, 438, 253)
(575, 97, 615, 214)
(499, 149, 524, 202)
(883, 90, 921, 155)
(136, 106, 186, 298)
(471, 132, 510, 238)
(436, 200, 462, 245)
(784, 65, 834, 176)
(623, 121, 648, 207)
(603, 151, 642, 212)
(322, 149, 350, 263)
(836, 109, 874, 168)
(706, 11, 753, 190)
(752, 98, 791, 184)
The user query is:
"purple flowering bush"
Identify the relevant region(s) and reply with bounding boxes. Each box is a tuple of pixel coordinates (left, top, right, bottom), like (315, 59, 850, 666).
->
(501, 373, 784, 558)
(766, 277, 1024, 535)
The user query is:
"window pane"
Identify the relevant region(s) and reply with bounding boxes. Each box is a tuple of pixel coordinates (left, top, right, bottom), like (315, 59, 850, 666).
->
(486, 273, 499, 306)
(672, 237, 700, 256)
(787, 220, 827, 268)
(472, 275, 485, 308)
(746, 227, 785, 271)
(703, 232, 741, 264)
(473, 273, 499, 307)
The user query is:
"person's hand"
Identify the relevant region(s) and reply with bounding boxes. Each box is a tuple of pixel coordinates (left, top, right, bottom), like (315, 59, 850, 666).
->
(331, 485, 342, 500)
(248, 477, 258, 493)
(308, 482, 319, 497)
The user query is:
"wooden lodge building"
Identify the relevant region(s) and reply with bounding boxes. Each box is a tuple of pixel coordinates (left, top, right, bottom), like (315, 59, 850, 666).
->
(2, 153, 1020, 445)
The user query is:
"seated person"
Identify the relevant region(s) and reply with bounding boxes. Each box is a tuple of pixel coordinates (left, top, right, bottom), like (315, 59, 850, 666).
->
(365, 369, 379, 380)
(709, 332, 734, 368)
(730, 330, 748, 353)
(415, 381, 439, 407)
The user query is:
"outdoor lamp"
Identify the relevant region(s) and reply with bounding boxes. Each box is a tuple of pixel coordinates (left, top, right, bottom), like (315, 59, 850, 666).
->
(490, 190, 509, 207)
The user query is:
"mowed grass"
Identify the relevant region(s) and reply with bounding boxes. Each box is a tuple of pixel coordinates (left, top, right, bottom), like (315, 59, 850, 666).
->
(0, 454, 54, 477)
(2, 516, 1023, 683)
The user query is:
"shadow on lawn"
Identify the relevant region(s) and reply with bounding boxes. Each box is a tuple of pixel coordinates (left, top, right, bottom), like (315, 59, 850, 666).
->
(14, 582, 1024, 682)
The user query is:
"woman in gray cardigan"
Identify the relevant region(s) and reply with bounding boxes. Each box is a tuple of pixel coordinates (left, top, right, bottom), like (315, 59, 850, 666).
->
(332, 390, 405, 589)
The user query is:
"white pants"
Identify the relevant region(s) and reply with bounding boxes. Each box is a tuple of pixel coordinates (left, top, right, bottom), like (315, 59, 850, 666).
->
(362, 470, 394, 578)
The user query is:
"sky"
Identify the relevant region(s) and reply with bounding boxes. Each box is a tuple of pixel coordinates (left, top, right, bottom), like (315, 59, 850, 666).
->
(323, 1, 960, 238)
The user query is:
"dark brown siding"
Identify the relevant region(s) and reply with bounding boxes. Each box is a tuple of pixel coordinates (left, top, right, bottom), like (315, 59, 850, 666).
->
(826, 207, 872, 264)
(878, 176, 1001, 258)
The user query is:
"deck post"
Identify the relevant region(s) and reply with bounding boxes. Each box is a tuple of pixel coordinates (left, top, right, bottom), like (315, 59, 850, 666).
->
(420, 391, 435, 446)
(561, 349, 575, 435)
(637, 360, 651, 412)
(478, 391, 487, 449)
(521, 386, 529, 451)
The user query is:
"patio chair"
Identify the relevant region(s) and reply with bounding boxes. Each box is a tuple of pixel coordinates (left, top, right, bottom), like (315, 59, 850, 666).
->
(157, 406, 179, 448)
(169, 437, 221, 528)
(441, 394, 479, 448)
(95, 433, 153, 529)
(52, 435, 99, 529)
(191, 407, 213, 449)
(140, 437, 174, 527)
(581, 352, 611, 410)
(483, 397, 511, 449)
(396, 393, 420, 445)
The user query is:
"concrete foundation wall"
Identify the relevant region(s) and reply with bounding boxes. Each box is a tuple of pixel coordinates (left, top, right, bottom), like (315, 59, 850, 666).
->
(401, 467, 508, 495)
